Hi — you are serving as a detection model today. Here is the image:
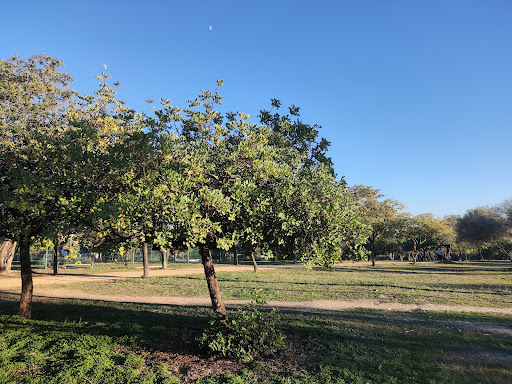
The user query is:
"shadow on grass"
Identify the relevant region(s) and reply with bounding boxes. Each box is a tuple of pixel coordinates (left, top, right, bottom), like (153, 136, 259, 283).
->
(0, 294, 211, 350)
(331, 266, 512, 275)
(168, 276, 511, 298)
(2, 294, 512, 384)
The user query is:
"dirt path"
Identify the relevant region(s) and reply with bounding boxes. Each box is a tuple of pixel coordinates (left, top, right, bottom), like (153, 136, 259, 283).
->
(0, 264, 260, 290)
(2, 264, 512, 315)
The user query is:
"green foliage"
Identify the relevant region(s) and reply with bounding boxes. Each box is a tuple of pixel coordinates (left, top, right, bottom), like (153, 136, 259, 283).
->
(349, 185, 405, 259)
(0, 54, 141, 246)
(0, 316, 171, 384)
(198, 294, 285, 362)
(456, 206, 511, 259)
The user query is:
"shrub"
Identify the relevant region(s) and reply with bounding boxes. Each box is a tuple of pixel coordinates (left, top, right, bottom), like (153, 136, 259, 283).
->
(198, 294, 285, 362)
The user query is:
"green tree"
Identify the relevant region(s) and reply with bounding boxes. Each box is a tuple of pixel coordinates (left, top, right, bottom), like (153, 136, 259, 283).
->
(403, 214, 448, 264)
(259, 99, 334, 173)
(149, 85, 367, 322)
(228, 119, 299, 272)
(0, 54, 78, 318)
(147, 84, 239, 323)
(438, 215, 458, 260)
(456, 206, 511, 260)
(349, 185, 404, 266)
(0, 55, 139, 318)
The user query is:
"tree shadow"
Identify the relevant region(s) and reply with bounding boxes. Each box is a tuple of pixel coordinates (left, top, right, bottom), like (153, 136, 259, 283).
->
(0, 294, 211, 350)
(330, 266, 512, 275)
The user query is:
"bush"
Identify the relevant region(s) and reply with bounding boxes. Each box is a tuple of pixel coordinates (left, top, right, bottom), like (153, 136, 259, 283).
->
(198, 294, 285, 362)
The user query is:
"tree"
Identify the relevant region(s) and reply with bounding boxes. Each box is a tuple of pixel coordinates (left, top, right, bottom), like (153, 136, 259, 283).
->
(228, 119, 300, 272)
(147, 84, 239, 323)
(257, 100, 367, 266)
(437, 215, 458, 260)
(349, 185, 404, 266)
(0, 55, 139, 318)
(112, 130, 193, 277)
(403, 214, 447, 264)
(456, 206, 511, 260)
(147, 84, 367, 322)
(0, 238, 17, 274)
(259, 99, 334, 173)
(0, 54, 77, 318)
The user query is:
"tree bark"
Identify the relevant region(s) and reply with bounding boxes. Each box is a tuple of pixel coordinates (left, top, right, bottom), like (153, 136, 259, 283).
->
(232, 245, 238, 265)
(199, 244, 228, 324)
(251, 251, 258, 273)
(0, 239, 17, 274)
(53, 242, 63, 276)
(160, 248, 168, 269)
(18, 234, 33, 319)
(497, 245, 511, 261)
(368, 240, 376, 266)
(143, 243, 149, 277)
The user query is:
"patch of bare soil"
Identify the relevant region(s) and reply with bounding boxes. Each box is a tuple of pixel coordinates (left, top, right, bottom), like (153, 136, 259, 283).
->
(140, 336, 314, 383)
(442, 348, 512, 376)
(436, 320, 512, 337)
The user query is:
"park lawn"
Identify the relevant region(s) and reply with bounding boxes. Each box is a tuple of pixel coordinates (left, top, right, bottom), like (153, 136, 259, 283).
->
(0, 295, 511, 384)
(64, 261, 512, 308)
(30, 262, 204, 275)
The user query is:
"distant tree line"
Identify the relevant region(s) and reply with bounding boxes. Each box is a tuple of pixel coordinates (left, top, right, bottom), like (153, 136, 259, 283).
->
(348, 186, 511, 264)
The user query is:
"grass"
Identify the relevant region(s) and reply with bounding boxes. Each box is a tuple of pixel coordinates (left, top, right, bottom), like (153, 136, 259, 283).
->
(1, 295, 511, 384)
(64, 261, 512, 308)
(3, 261, 512, 383)
(30, 262, 204, 275)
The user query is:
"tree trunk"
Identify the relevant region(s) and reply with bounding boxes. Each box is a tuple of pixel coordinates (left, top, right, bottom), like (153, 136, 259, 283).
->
(232, 245, 238, 265)
(412, 246, 417, 265)
(0, 239, 17, 274)
(143, 243, 149, 277)
(251, 251, 258, 273)
(497, 246, 511, 261)
(368, 241, 376, 266)
(160, 248, 168, 269)
(53, 242, 62, 276)
(18, 234, 33, 319)
(199, 244, 228, 324)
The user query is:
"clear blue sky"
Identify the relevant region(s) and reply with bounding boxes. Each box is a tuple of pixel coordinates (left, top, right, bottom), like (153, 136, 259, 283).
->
(2, 0, 511, 218)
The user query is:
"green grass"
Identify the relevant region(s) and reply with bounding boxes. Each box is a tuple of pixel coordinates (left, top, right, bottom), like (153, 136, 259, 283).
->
(65, 261, 512, 308)
(0, 296, 511, 384)
(30, 262, 204, 275)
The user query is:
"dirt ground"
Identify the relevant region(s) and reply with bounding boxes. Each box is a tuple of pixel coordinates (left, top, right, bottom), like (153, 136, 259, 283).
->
(2, 264, 512, 315)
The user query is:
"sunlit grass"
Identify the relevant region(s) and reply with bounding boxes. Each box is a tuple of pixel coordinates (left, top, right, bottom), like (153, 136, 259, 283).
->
(0, 296, 511, 383)
(65, 261, 512, 308)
